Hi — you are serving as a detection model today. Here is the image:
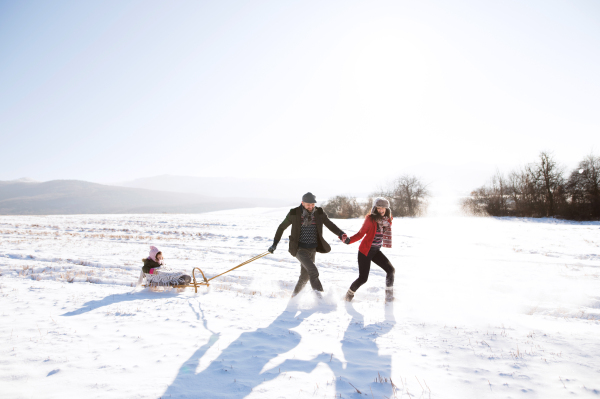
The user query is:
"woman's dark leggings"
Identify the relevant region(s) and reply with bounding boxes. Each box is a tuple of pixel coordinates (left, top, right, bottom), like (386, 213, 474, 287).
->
(349, 248, 395, 292)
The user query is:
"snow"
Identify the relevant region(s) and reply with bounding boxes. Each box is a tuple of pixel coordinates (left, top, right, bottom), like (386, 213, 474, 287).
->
(1, 208, 600, 398)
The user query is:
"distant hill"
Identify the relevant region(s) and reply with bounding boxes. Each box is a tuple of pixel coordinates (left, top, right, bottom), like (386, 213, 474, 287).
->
(114, 165, 504, 200)
(6, 177, 39, 183)
(0, 180, 290, 215)
(115, 175, 370, 200)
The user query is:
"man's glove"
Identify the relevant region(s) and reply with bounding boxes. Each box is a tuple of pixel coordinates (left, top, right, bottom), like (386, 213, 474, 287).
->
(344, 237, 351, 244)
(268, 244, 277, 254)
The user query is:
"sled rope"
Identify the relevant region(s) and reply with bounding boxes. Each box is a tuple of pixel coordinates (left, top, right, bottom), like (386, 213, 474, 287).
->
(207, 252, 270, 282)
(188, 252, 270, 293)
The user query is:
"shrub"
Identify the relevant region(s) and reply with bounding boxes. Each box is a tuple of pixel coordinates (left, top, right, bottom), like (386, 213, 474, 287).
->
(322, 196, 364, 219)
(463, 151, 600, 220)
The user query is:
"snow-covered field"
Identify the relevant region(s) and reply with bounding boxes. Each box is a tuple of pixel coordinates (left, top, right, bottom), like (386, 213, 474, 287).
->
(1, 207, 600, 398)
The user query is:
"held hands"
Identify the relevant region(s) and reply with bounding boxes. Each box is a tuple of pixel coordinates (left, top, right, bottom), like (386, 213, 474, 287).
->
(340, 234, 351, 245)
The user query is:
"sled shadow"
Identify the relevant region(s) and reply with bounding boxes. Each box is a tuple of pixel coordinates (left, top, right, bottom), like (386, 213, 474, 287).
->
(60, 289, 182, 316)
(162, 300, 334, 398)
(276, 302, 396, 398)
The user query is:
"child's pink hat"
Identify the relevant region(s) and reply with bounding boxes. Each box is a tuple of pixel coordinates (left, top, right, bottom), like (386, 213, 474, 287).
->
(148, 246, 160, 262)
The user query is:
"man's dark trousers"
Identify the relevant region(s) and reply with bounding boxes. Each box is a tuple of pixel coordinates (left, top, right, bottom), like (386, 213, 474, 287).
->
(293, 248, 323, 295)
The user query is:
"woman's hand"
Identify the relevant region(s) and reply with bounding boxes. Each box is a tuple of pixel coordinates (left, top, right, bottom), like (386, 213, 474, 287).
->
(340, 233, 351, 244)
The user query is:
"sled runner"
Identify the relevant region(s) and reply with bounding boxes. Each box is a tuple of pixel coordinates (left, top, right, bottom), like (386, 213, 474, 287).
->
(142, 252, 270, 293)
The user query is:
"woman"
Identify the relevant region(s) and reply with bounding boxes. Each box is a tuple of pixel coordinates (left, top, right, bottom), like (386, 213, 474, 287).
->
(345, 197, 395, 302)
(138, 246, 191, 287)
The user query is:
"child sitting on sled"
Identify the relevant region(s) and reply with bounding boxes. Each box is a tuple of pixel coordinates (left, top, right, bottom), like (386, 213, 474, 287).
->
(136, 246, 191, 287)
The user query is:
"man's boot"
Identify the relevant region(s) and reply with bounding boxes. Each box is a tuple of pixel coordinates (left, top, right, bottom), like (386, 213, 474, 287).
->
(314, 290, 323, 299)
(345, 289, 355, 302)
(385, 287, 394, 303)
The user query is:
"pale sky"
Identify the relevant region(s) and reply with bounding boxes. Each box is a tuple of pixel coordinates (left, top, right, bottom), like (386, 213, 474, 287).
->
(1, 0, 599, 184)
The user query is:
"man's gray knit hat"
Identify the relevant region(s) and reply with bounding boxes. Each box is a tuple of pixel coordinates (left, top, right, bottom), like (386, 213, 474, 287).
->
(373, 197, 390, 208)
(302, 192, 317, 203)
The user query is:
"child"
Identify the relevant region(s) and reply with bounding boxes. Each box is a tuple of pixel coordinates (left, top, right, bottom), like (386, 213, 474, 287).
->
(138, 246, 191, 287)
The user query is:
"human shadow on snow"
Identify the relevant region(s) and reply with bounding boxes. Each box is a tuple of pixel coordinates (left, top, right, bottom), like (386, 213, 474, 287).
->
(275, 302, 396, 398)
(161, 299, 335, 398)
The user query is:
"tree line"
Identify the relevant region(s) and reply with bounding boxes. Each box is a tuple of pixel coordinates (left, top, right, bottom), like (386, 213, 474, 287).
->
(461, 152, 600, 220)
(322, 175, 430, 219)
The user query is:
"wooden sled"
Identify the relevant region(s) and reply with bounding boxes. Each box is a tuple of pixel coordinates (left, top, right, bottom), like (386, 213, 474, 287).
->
(142, 267, 209, 293)
(142, 252, 269, 293)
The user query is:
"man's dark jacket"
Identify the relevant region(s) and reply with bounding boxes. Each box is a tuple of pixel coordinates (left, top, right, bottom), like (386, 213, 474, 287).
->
(273, 205, 344, 257)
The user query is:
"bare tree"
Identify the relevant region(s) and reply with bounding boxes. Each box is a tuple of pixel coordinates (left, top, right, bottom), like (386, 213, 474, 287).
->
(372, 175, 430, 217)
(459, 151, 598, 220)
(507, 166, 548, 216)
(529, 151, 564, 217)
(486, 170, 511, 216)
(463, 151, 564, 218)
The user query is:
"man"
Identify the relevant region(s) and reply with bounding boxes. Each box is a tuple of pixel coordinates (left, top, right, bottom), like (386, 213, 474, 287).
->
(268, 192, 348, 297)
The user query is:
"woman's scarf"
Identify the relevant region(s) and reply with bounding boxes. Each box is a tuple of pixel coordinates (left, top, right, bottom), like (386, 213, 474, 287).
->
(377, 216, 392, 248)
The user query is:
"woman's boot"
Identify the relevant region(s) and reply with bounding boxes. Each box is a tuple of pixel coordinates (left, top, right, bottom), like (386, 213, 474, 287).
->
(345, 289, 355, 302)
(385, 287, 394, 302)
